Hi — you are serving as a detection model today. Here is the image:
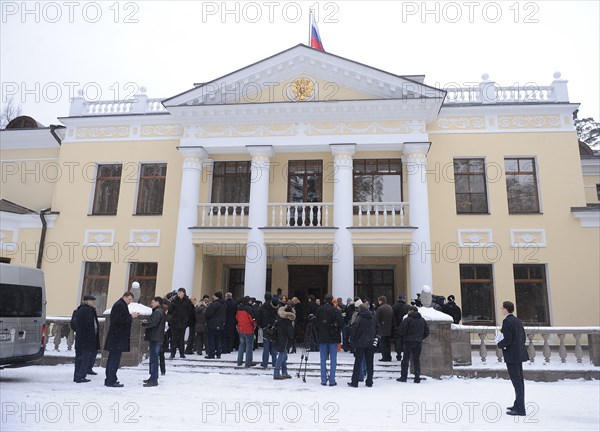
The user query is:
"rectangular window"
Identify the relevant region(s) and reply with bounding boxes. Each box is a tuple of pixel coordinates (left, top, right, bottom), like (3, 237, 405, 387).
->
(454, 158, 488, 213)
(0, 284, 43, 317)
(505, 158, 540, 213)
(81, 262, 111, 315)
(353, 159, 402, 203)
(211, 161, 251, 214)
(287, 160, 323, 226)
(354, 269, 394, 303)
(128, 262, 158, 307)
(136, 163, 167, 215)
(513, 264, 550, 325)
(459, 264, 495, 325)
(92, 164, 122, 215)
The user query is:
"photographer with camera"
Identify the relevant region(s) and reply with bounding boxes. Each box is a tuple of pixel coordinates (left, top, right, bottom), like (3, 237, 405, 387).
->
(316, 293, 344, 386)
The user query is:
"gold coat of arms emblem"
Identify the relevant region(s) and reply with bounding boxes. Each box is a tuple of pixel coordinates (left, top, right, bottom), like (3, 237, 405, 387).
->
(290, 78, 315, 101)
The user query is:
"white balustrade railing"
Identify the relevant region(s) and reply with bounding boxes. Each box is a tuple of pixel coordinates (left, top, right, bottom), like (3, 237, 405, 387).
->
(445, 83, 560, 105)
(353, 202, 409, 227)
(71, 95, 167, 116)
(268, 203, 332, 227)
(198, 204, 250, 227)
(454, 325, 600, 365)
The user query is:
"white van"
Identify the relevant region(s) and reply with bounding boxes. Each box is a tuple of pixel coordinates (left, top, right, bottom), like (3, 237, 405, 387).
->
(0, 263, 46, 368)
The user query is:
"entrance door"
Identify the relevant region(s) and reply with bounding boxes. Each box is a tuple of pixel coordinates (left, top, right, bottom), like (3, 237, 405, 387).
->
(288, 265, 328, 304)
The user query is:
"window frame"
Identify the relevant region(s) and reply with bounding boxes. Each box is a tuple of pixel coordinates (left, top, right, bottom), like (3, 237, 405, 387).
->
(91, 163, 123, 216)
(513, 264, 550, 326)
(459, 263, 496, 325)
(81, 261, 111, 315)
(352, 158, 404, 205)
(135, 163, 168, 216)
(504, 157, 541, 214)
(453, 158, 489, 214)
(128, 262, 158, 306)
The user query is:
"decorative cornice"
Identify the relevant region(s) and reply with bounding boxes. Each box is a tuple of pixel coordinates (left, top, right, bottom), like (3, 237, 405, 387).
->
(76, 126, 130, 139)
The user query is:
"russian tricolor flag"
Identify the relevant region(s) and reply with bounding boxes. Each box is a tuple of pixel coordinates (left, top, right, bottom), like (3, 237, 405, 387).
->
(310, 14, 324, 52)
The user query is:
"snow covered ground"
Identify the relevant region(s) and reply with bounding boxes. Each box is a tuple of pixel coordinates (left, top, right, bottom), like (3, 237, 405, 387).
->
(1, 363, 598, 431)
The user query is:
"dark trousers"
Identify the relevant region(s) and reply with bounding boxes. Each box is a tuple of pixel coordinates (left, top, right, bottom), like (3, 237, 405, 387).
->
(195, 331, 206, 355)
(74, 349, 94, 381)
(350, 347, 375, 386)
(148, 341, 161, 382)
(400, 341, 423, 379)
(170, 327, 186, 357)
(506, 362, 526, 413)
(87, 350, 97, 372)
(207, 328, 223, 358)
(185, 326, 195, 353)
(379, 336, 392, 360)
(105, 351, 122, 385)
(159, 348, 166, 375)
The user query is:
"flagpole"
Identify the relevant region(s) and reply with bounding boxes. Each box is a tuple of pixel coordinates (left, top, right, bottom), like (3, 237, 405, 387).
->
(308, 9, 313, 46)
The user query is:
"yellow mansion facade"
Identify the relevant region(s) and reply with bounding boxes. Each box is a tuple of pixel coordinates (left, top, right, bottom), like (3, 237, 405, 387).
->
(1, 45, 599, 326)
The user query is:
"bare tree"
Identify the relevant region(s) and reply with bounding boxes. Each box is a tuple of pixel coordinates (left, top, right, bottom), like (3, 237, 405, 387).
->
(1, 96, 23, 128)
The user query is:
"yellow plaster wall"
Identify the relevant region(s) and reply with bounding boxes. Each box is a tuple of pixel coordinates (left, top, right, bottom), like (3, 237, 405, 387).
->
(427, 131, 599, 325)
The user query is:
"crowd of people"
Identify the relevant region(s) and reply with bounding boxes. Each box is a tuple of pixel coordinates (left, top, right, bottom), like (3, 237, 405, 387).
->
(72, 289, 463, 387)
(70, 288, 528, 415)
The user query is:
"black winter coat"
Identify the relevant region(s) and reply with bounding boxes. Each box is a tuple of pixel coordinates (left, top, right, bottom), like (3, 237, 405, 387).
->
(170, 295, 194, 329)
(144, 307, 165, 342)
(224, 298, 238, 336)
(75, 304, 100, 351)
(205, 299, 226, 330)
(104, 298, 133, 352)
(305, 301, 318, 319)
(497, 314, 529, 363)
(349, 307, 378, 349)
(392, 301, 410, 330)
(398, 311, 430, 343)
(257, 302, 278, 329)
(375, 303, 394, 337)
(274, 307, 295, 352)
(194, 304, 207, 333)
(316, 302, 344, 344)
(441, 302, 462, 324)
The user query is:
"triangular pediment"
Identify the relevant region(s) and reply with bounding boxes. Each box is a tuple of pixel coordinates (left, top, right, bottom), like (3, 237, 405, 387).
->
(163, 45, 444, 107)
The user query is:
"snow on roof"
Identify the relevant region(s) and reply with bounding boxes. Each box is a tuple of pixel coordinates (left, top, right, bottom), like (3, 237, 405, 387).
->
(418, 306, 453, 322)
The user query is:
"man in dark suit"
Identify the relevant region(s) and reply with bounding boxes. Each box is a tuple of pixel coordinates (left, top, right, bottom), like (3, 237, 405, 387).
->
(497, 300, 529, 416)
(104, 292, 139, 387)
(73, 294, 100, 383)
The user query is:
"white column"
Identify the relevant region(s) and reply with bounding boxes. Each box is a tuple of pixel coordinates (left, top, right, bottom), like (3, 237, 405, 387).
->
(171, 147, 208, 291)
(243, 146, 274, 300)
(330, 144, 356, 300)
(404, 142, 433, 300)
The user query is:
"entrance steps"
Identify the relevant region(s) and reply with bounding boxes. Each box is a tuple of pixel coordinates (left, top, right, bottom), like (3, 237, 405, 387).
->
(139, 350, 407, 380)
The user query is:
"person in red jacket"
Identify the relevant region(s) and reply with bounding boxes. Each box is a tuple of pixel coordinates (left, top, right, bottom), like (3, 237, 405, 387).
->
(236, 296, 257, 368)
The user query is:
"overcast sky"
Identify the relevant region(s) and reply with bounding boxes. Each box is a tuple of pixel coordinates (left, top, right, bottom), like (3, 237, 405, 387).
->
(1, 0, 598, 126)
